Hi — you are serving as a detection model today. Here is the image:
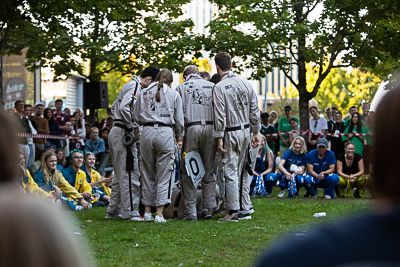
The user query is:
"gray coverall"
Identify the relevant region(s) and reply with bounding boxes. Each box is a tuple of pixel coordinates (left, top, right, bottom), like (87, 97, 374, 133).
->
(213, 72, 261, 211)
(176, 75, 216, 218)
(133, 82, 184, 207)
(107, 76, 142, 219)
(239, 132, 261, 214)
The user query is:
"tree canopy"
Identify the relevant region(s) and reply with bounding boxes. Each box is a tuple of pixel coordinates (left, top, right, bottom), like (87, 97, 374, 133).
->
(1, 0, 202, 82)
(204, 0, 400, 129)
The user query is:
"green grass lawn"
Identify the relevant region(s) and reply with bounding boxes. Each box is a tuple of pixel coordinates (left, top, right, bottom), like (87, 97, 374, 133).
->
(69, 187, 372, 266)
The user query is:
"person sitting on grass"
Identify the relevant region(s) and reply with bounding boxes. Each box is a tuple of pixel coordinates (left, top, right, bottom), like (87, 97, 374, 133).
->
(81, 152, 112, 203)
(61, 149, 100, 206)
(18, 152, 52, 200)
(250, 135, 278, 198)
(84, 127, 105, 157)
(257, 79, 400, 267)
(336, 141, 367, 198)
(277, 136, 307, 198)
(56, 148, 67, 171)
(304, 138, 339, 199)
(33, 150, 90, 210)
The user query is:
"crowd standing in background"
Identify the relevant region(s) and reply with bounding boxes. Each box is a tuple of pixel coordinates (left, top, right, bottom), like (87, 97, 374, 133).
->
(6, 52, 378, 223)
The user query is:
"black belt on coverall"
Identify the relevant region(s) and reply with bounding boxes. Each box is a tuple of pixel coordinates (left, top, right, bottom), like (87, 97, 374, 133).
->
(185, 121, 213, 127)
(143, 122, 173, 128)
(225, 124, 250, 132)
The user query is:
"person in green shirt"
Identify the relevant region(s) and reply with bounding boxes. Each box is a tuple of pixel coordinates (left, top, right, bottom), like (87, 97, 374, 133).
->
(260, 112, 277, 155)
(342, 112, 366, 155)
(278, 106, 299, 157)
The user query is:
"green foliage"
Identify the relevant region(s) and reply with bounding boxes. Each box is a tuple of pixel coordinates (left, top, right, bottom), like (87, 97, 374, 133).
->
(204, 0, 400, 129)
(3, 0, 203, 82)
(69, 187, 372, 266)
(310, 66, 380, 114)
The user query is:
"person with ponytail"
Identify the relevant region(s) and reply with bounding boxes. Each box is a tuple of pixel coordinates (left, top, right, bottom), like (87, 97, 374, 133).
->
(133, 69, 184, 223)
(33, 150, 90, 210)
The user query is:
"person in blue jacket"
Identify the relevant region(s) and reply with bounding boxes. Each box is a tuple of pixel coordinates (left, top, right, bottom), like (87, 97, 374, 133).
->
(304, 138, 339, 199)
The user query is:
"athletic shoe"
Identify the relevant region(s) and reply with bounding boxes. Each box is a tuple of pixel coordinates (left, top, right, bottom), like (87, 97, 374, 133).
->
(129, 216, 144, 222)
(303, 192, 311, 198)
(203, 209, 213, 220)
(143, 213, 154, 222)
(278, 190, 286, 198)
(249, 208, 255, 215)
(184, 214, 197, 221)
(324, 195, 332, 200)
(238, 213, 252, 220)
(218, 213, 238, 222)
(154, 215, 167, 223)
(105, 212, 122, 219)
(353, 190, 361, 198)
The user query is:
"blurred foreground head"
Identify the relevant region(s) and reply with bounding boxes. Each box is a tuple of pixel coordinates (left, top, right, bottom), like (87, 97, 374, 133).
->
(0, 194, 88, 266)
(0, 109, 19, 182)
(373, 79, 400, 202)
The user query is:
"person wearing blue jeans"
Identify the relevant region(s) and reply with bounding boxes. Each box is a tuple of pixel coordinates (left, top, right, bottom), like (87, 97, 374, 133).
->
(304, 138, 339, 199)
(277, 136, 308, 198)
(250, 135, 278, 197)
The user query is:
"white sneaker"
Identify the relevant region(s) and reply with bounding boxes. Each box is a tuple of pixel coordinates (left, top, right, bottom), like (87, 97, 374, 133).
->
(144, 213, 154, 222)
(154, 215, 167, 223)
(129, 216, 144, 222)
(324, 195, 332, 200)
(278, 190, 286, 198)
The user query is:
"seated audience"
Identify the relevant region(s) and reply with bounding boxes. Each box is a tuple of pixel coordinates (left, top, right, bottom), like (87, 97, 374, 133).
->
(250, 135, 278, 197)
(18, 152, 52, 199)
(33, 150, 90, 210)
(304, 138, 339, 199)
(62, 150, 93, 199)
(84, 127, 105, 157)
(81, 152, 112, 201)
(336, 141, 367, 198)
(56, 148, 66, 171)
(277, 136, 307, 198)
(257, 79, 400, 267)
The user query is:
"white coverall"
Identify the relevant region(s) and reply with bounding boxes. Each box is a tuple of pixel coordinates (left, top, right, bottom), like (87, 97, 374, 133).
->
(133, 82, 184, 207)
(213, 72, 261, 211)
(176, 75, 216, 218)
(107, 76, 142, 219)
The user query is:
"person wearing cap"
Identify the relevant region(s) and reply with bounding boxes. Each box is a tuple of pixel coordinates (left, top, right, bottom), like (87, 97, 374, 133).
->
(278, 106, 299, 157)
(257, 81, 400, 267)
(32, 101, 49, 160)
(105, 66, 159, 221)
(175, 65, 216, 221)
(304, 138, 339, 199)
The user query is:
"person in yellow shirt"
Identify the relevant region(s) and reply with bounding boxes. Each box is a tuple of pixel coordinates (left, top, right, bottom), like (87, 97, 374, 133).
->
(18, 152, 51, 199)
(33, 150, 90, 210)
(81, 152, 112, 201)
